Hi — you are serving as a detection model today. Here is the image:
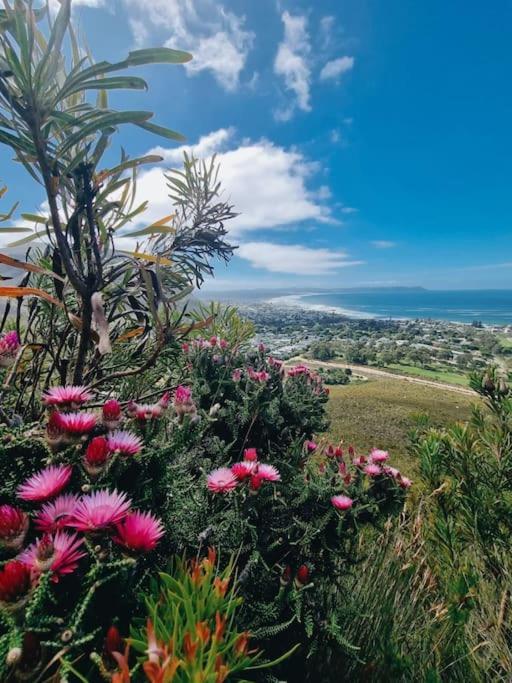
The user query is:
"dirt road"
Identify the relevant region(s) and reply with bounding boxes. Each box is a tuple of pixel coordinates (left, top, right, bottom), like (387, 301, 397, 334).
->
(288, 357, 475, 397)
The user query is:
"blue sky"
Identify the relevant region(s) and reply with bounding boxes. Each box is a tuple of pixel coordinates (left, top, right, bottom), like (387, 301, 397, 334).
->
(6, 0, 512, 290)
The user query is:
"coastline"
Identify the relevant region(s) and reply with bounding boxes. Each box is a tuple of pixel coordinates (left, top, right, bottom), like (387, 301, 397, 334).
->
(265, 293, 378, 319)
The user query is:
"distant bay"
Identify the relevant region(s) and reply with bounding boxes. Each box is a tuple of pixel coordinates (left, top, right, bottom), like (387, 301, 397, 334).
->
(266, 289, 512, 325)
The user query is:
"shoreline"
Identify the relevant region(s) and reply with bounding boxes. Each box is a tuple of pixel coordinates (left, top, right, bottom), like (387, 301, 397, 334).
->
(264, 293, 508, 327)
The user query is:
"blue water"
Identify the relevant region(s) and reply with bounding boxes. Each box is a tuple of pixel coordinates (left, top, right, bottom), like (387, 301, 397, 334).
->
(298, 289, 512, 325)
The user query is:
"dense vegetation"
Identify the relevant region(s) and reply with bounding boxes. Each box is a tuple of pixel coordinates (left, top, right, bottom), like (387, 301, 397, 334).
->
(0, 3, 511, 682)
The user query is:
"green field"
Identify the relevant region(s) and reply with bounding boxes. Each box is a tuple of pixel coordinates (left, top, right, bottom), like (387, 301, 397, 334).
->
(385, 363, 469, 386)
(325, 377, 476, 473)
(498, 335, 512, 349)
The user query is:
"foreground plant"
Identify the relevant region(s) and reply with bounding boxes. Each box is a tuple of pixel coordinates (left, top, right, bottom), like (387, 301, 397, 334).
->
(102, 550, 292, 682)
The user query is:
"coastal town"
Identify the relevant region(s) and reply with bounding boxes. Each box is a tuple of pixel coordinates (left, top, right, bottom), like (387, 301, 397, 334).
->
(237, 300, 512, 386)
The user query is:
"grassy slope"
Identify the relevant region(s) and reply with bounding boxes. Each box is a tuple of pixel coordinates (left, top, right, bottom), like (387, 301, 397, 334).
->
(385, 363, 469, 386)
(325, 377, 475, 473)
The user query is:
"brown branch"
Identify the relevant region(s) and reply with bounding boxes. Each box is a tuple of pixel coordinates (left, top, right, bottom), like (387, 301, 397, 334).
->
(88, 336, 165, 390)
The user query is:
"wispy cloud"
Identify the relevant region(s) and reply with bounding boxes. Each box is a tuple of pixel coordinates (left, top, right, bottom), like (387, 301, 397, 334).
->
(320, 56, 355, 81)
(274, 11, 311, 121)
(371, 240, 397, 249)
(123, 0, 254, 91)
(237, 241, 364, 275)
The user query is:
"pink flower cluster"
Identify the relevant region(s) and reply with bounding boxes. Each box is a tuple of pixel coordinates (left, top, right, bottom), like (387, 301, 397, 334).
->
(247, 368, 270, 383)
(287, 363, 327, 395)
(207, 448, 281, 494)
(0, 331, 20, 368)
(1, 467, 165, 589)
(42, 386, 171, 450)
(183, 336, 229, 352)
(352, 448, 412, 488)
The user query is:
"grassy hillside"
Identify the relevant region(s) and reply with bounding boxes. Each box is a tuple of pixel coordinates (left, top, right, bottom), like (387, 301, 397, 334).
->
(325, 377, 475, 473)
(384, 363, 469, 386)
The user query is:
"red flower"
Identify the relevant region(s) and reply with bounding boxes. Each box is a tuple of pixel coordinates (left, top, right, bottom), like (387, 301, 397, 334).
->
(0, 505, 29, 550)
(105, 625, 124, 658)
(0, 561, 31, 607)
(280, 565, 292, 586)
(243, 448, 258, 462)
(295, 564, 310, 587)
(102, 399, 122, 429)
(85, 436, 109, 469)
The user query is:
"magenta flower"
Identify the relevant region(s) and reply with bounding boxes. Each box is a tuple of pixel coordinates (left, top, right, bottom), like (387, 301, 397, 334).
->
(107, 430, 143, 457)
(84, 436, 110, 475)
(207, 468, 238, 494)
(304, 440, 317, 453)
(0, 331, 20, 367)
(231, 461, 257, 480)
(256, 464, 281, 482)
(331, 495, 354, 511)
(174, 385, 192, 404)
(369, 449, 389, 464)
(19, 531, 85, 582)
(69, 489, 131, 533)
(364, 463, 383, 477)
(243, 448, 258, 462)
(18, 465, 72, 502)
(0, 505, 29, 550)
(399, 476, 412, 489)
(42, 385, 93, 408)
(383, 466, 401, 479)
(35, 494, 80, 533)
(46, 411, 65, 449)
(113, 511, 164, 553)
(59, 412, 97, 435)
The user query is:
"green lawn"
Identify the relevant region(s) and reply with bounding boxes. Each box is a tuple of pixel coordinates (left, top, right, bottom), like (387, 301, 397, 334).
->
(384, 363, 469, 386)
(498, 335, 512, 349)
(324, 377, 475, 474)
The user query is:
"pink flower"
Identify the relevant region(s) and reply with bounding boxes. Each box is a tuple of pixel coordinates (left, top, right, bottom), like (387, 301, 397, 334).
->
(19, 531, 85, 581)
(209, 336, 219, 347)
(42, 385, 93, 408)
(369, 449, 389, 464)
(256, 464, 281, 482)
(243, 448, 258, 462)
(59, 412, 97, 436)
(102, 399, 122, 429)
(231, 461, 257, 480)
(288, 364, 310, 378)
(232, 369, 242, 382)
(364, 463, 382, 477)
(383, 466, 401, 479)
(352, 455, 367, 468)
(304, 440, 317, 453)
(0, 505, 29, 550)
(113, 511, 164, 553)
(35, 494, 80, 533)
(326, 445, 343, 458)
(0, 331, 20, 367)
(158, 392, 170, 410)
(69, 489, 131, 532)
(331, 495, 353, 511)
(399, 476, 412, 489)
(17, 465, 72, 502)
(107, 430, 143, 457)
(219, 339, 229, 350)
(128, 395, 168, 421)
(174, 386, 192, 404)
(207, 468, 238, 494)
(181, 342, 190, 353)
(258, 342, 266, 353)
(247, 368, 269, 382)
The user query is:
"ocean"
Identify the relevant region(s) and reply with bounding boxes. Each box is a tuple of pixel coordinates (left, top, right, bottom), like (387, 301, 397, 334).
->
(267, 289, 512, 325)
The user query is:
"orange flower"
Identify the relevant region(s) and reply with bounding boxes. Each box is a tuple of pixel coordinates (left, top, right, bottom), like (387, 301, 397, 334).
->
(195, 620, 211, 644)
(111, 643, 131, 682)
(143, 655, 181, 683)
(215, 655, 230, 683)
(214, 611, 226, 642)
(207, 547, 217, 565)
(213, 577, 229, 598)
(190, 560, 202, 586)
(183, 632, 198, 662)
(234, 631, 250, 656)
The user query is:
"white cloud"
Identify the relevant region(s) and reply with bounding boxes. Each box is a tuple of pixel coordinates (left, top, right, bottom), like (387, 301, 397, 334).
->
(237, 242, 363, 275)
(49, 0, 105, 10)
(148, 128, 234, 165)
(274, 11, 311, 120)
(320, 56, 355, 81)
(371, 240, 396, 249)
(341, 206, 358, 214)
(130, 129, 333, 236)
(123, 0, 254, 91)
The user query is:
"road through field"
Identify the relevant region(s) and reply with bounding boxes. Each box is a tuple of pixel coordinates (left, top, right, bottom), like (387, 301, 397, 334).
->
(288, 357, 475, 397)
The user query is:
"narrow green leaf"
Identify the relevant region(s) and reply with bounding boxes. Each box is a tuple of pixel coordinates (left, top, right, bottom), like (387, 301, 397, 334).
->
(136, 120, 185, 142)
